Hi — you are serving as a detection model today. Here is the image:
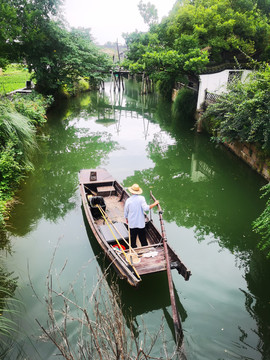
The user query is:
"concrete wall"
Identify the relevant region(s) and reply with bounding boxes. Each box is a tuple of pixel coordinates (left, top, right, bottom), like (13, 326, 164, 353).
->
(196, 69, 252, 110)
(225, 142, 270, 181)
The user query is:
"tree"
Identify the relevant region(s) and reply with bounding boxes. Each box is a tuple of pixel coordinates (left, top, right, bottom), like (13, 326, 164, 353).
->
(165, 0, 270, 63)
(138, 1, 158, 27)
(123, 0, 270, 98)
(0, 1, 20, 67)
(0, 0, 112, 94)
(24, 22, 111, 94)
(0, 0, 62, 67)
(123, 31, 160, 63)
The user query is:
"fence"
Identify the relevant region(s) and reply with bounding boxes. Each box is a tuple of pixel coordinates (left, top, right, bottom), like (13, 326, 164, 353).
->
(205, 89, 220, 104)
(175, 81, 198, 92)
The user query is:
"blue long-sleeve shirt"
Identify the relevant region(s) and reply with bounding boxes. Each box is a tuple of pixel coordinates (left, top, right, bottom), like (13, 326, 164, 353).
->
(124, 195, 150, 229)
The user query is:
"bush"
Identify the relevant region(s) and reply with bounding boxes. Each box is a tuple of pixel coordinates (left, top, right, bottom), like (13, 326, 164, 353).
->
(0, 93, 52, 227)
(172, 87, 197, 120)
(12, 92, 53, 126)
(203, 64, 270, 154)
(253, 183, 270, 258)
(156, 75, 175, 100)
(0, 141, 25, 195)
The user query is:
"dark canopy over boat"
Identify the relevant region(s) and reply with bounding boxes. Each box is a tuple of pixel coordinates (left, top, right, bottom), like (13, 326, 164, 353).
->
(79, 168, 191, 287)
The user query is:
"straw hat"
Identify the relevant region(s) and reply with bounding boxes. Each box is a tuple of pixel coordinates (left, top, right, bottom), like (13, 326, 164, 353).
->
(128, 183, 143, 195)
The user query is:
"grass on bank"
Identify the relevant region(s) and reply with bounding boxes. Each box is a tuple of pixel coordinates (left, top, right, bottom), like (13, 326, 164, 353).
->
(0, 64, 32, 95)
(0, 92, 53, 227)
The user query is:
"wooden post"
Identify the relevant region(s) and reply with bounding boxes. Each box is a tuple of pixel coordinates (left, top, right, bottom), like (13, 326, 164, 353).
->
(196, 109, 203, 133)
(150, 192, 184, 345)
(110, 71, 113, 92)
(113, 73, 117, 92)
(116, 39, 120, 62)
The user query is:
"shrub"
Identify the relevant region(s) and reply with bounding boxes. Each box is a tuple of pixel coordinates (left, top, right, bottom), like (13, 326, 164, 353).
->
(253, 183, 270, 258)
(12, 92, 53, 126)
(0, 141, 25, 196)
(172, 87, 197, 120)
(203, 64, 270, 154)
(0, 93, 51, 227)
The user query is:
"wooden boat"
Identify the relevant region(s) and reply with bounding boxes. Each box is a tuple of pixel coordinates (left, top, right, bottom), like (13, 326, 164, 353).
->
(79, 168, 191, 287)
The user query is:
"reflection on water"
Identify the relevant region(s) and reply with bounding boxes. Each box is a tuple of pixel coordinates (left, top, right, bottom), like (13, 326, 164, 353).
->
(2, 79, 270, 359)
(83, 207, 187, 339)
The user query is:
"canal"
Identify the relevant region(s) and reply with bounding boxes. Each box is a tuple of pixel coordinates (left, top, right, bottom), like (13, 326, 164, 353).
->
(2, 79, 270, 359)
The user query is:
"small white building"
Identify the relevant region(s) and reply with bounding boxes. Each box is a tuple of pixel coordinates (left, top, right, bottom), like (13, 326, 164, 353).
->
(196, 69, 252, 110)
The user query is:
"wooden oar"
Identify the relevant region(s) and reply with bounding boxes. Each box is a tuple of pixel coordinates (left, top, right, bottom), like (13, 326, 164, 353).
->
(96, 205, 141, 280)
(96, 204, 140, 263)
(150, 191, 183, 345)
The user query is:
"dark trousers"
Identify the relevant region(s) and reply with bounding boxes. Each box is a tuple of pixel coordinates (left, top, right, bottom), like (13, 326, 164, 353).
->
(130, 227, 148, 248)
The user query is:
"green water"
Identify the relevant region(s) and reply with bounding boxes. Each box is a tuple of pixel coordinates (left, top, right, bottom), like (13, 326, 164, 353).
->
(2, 80, 270, 359)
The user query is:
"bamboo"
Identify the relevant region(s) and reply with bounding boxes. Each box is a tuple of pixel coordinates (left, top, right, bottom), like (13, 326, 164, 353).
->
(150, 192, 183, 345)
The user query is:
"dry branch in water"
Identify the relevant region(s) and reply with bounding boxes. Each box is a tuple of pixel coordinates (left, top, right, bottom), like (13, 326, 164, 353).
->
(34, 247, 184, 359)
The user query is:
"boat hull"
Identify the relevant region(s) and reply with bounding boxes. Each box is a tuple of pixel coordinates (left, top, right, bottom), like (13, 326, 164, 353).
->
(79, 168, 191, 286)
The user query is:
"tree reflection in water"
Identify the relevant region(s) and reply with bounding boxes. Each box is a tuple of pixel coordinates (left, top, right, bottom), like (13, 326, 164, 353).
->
(4, 80, 270, 359)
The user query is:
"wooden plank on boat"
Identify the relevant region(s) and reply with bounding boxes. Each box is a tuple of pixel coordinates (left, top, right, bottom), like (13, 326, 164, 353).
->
(79, 168, 114, 185)
(135, 250, 167, 275)
(97, 185, 116, 196)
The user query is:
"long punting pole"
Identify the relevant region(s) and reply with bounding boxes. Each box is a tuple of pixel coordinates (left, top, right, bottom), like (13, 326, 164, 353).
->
(150, 191, 183, 344)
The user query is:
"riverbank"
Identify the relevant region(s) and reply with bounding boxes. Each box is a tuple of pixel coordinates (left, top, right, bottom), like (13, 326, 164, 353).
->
(224, 142, 270, 181)
(173, 82, 270, 182)
(0, 92, 53, 229)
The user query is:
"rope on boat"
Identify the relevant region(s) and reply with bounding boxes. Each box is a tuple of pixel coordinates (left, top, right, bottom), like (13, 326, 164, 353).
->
(96, 204, 141, 281)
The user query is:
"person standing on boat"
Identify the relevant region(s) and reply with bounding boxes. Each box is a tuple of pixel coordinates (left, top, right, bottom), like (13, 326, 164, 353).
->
(124, 183, 159, 248)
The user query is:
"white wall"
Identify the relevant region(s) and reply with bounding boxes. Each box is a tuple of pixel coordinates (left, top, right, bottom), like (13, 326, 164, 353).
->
(196, 69, 252, 110)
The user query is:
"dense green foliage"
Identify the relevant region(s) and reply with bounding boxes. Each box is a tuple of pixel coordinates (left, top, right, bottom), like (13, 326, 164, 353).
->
(26, 24, 112, 95)
(172, 87, 198, 120)
(123, 0, 270, 97)
(123, 29, 209, 98)
(0, 94, 52, 226)
(0, 0, 61, 69)
(0, 0, 112, 95)
(203, 64, 270, 153)
(166, 0, 270, 63)
(253, 183, 270, 258)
